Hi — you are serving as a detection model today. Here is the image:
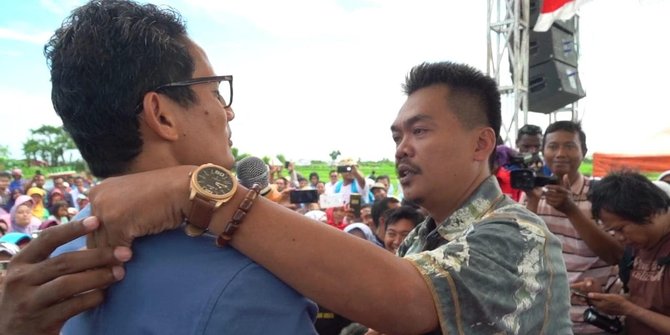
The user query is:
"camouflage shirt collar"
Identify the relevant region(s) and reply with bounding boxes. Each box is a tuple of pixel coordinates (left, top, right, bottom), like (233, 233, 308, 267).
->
(434, 175, 504, 241)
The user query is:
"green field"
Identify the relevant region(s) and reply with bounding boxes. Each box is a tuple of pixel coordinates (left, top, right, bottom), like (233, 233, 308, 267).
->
(294, 158, 660, 187)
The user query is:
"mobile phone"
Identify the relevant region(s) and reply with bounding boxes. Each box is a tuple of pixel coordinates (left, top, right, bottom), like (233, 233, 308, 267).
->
(284, 161, 291, 169)
(290, 189, 320, 204)
(337, 165, 352, 173)
(349, 193, 362, 217)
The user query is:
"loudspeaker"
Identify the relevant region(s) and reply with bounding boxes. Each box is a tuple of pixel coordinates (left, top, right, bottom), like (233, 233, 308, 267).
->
(530, 26, 578, 67)
(528, 60, 586, 114)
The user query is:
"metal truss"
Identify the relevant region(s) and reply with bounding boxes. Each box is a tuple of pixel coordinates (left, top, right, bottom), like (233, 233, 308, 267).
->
(487, 0, 529, 146)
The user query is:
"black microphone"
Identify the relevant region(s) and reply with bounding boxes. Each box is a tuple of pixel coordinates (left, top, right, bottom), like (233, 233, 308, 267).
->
(235, 156, 272, 196)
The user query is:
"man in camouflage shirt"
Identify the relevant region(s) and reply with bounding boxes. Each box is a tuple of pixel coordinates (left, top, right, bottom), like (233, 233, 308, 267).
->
(392, 62, 572, 334)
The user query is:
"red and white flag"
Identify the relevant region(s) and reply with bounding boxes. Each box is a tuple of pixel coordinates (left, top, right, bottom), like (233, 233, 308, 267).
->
(533, 0, 591, 32)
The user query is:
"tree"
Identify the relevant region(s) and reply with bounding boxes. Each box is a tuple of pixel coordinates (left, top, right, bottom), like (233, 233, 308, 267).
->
(23, 125, 77, 166)
(231, 147, 250, 162)
(329, 150, 341, 164)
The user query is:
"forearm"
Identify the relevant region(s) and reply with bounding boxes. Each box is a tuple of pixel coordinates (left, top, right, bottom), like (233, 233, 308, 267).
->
(564, 207, 623, 264)
(626, 302, 670, 334)
(211, 192, 438, 334)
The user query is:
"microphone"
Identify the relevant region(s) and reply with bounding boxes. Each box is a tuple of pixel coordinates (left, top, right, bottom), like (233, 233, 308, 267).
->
(235, 156, 272, 196)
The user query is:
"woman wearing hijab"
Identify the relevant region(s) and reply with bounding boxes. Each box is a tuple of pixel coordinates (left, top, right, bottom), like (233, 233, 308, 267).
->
(8, 195, 41, 235)
(343, 223, 378, 244)
(27, 187, 49, 221)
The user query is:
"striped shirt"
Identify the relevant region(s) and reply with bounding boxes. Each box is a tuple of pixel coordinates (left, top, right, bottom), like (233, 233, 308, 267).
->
(528, 174, 617, 334)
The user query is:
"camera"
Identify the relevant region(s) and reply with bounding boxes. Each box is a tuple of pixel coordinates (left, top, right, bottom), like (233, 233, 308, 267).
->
(508, 152, 557, 190)
(337, 165, 353, 173)
(510, 169, 558, 190)
(583, 307, 623, 334)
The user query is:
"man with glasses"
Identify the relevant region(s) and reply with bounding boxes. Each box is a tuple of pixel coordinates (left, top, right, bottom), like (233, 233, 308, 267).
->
(37, 1, 317, 334)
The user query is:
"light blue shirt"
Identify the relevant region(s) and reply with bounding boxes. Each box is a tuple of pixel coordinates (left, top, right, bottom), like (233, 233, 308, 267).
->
(59, 206, 318, 335)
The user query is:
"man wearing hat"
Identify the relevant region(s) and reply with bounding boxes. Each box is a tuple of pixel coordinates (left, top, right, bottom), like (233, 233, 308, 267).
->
(370, 182, 388, 202)
(332, 158, 373, 205)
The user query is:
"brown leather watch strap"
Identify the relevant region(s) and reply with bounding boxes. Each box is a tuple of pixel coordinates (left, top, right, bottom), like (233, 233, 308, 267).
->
(188, 195, 215, 230)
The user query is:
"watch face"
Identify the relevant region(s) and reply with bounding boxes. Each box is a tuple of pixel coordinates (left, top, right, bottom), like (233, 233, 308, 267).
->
(196, 166, 235, 197)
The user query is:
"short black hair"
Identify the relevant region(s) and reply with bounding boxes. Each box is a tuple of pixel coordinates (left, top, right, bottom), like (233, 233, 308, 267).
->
(371, 197, 400, 228)
(543, 120, 588, 156)
(0, 172, 10, 179)
(589, 170, 670, 224)
(403, 61, 501, 170)
(384, 205, 425, 230)
(308, 172, 319, 180)
(516, 124, 542, 143)
(45, 0, 196, 177)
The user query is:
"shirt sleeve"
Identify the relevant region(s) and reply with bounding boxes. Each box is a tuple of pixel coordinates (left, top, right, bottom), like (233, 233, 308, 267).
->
(403, 219, 562, 334)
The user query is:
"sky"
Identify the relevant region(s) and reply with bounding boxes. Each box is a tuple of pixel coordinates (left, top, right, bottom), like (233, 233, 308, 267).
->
(0, 0, 668, 164)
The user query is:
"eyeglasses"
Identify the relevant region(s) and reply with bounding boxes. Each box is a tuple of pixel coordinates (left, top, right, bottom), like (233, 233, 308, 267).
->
(136, 75, 233, 113)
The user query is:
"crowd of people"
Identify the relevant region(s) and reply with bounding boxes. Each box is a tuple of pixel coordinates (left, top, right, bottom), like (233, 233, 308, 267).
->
(0, 169, 92, 258)
(1, 1, 670, 334)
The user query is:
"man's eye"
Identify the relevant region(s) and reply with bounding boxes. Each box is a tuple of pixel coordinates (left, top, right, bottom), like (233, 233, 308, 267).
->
(413, 128, 426, 135)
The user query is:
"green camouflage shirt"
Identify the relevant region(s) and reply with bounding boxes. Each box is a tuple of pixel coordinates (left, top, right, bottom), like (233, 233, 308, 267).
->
(398, 176, 572, 335)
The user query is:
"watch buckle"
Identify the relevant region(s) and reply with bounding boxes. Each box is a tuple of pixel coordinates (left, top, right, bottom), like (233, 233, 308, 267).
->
(184, 223, 207, 237)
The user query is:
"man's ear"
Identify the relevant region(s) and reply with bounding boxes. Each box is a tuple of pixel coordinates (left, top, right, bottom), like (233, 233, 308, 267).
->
(474, 127, 496, 162)
(139, 92, 180, 141)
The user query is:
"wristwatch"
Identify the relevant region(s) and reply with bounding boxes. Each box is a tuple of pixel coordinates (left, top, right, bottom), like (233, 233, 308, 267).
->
(185, 163, 238, 237)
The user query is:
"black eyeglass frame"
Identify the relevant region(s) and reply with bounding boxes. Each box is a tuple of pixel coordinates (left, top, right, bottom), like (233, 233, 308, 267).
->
(135, 75, 233, 113)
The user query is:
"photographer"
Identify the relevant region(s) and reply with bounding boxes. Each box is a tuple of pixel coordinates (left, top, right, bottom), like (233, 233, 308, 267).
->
(332, 158, 372, 205)
(573, 171, 670, 335)
(521, 120, 623, 334)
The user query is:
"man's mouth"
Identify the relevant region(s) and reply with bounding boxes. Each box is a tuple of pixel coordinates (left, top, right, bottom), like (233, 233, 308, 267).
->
(396, 163, 420, 184)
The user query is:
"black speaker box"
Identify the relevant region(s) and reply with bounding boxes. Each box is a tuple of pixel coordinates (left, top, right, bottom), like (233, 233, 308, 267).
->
(528, 60, 585, 114)
(530, 25, 578, 67)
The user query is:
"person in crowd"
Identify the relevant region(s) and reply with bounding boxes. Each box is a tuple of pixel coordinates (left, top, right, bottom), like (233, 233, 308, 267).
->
(42, 1, 318, 334)
(77, 60, 571, 334)
(571, 170, 670, 335)
(52, 177, 75, 208)
(308, 172, 320, 189)
(375, 175, 398, 199)
(521, 120, 621, 334)
(0, 217, 132, 335)
(48, 200, 73, 224)
(325, 206, 350, 230)
(0, 172, 11, 212)
(9, 168, 25, 194)
(324, 169, 339, 194)
(27, 187, 49, 221)
(304, 202, 327, 223)
(298, 175, 310, 189)
(331, 158, 372, 205)
(315, 181, 326, 196)
(359, 203, 374, 229)
(370, 197, 400, 247)
(7, 195, 41, 235)
(493, 144, 522, 201)
(344, 223, 377, 243)
(70, 176, 89, 210)
(370, 182, 388, 202)
(24, 172, 46, 194)
(515, 123, 543, 155)
(383, 206, 424, 254)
